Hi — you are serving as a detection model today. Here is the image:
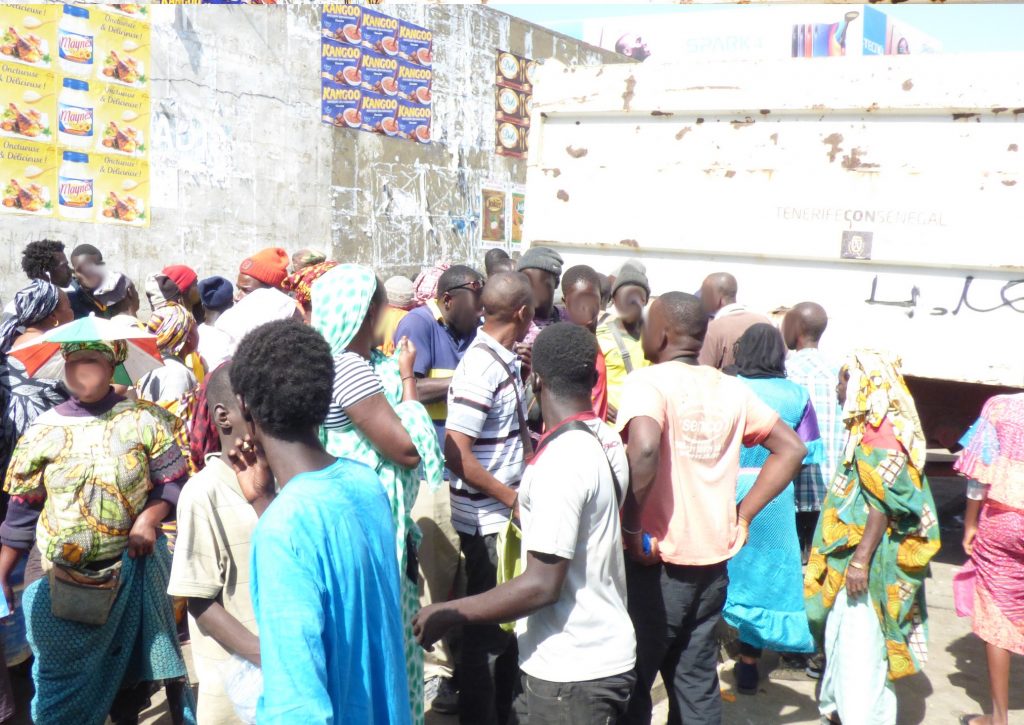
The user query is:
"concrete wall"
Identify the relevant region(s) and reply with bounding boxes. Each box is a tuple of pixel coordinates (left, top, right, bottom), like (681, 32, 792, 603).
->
(0, 4, 626, 303)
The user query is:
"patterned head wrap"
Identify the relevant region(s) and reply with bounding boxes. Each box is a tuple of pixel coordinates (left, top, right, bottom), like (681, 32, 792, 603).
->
(841, 349, 926, 472)
(311, 264, 378, 357)
(0, 279, 61, 354)
(292, 248, 327, 271)
(146, 302, 197, 357)
(282, 261, 339, 307)
(413, 261, 451, 306)
(60, 340, 129, 366)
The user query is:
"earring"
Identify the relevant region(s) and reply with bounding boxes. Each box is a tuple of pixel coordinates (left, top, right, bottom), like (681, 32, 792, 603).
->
(52, 318, 60, 327)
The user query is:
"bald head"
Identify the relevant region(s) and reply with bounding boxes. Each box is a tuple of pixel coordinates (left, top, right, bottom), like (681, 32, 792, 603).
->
(782, 301, 828, 351)
(642, 291, 707, 363)
(700, 272, 738, 316)
(482, 271, 534, 323)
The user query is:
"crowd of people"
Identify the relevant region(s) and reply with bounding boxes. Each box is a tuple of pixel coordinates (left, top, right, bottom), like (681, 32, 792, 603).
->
(0, 239, 1017, 725)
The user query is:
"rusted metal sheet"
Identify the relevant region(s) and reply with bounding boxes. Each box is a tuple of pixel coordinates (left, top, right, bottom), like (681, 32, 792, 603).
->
(524, 55, 1024, 387)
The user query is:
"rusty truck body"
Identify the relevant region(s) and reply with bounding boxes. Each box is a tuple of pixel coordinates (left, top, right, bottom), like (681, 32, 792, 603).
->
(522, 54, 1024, 446)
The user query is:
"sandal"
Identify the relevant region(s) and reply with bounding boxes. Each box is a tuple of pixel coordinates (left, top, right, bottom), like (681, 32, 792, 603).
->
(959, 716, 982, 725)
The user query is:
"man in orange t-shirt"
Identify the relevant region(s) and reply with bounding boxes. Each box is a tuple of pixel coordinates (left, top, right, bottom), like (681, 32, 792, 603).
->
(617, 291, 806, 725)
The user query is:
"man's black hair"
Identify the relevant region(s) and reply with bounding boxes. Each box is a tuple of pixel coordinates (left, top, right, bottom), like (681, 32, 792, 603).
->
(21, 239, 65, 280)
(532, 322, 598, 399)
(229, 319, 334, 441)
(560, 265, 602, 296)
(484, 248, 511, 276)
(70, 243, 102, 261)
(659, 291, 708, 339)
(437, 264, 483, 296)
(205, 362, 238, 414)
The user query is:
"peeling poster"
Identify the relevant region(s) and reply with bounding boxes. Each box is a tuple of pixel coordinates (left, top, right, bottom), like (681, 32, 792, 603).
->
(480, 182, 506, 247)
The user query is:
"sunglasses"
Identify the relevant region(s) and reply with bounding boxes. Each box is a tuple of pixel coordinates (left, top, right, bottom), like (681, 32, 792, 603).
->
(446, 281, 483, 297)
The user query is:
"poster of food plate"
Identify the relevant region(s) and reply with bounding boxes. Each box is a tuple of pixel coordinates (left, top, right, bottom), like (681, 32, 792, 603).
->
(321, 4, 432, 144)
(0, 3, 151, 224)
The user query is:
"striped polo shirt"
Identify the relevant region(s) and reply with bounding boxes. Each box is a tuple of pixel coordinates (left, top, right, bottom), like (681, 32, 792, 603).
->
(445, 329, 527, 536)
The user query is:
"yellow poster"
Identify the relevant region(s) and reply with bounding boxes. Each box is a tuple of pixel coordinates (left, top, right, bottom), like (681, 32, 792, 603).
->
(93, 151, 148, 227)
(92, 81, 148, 158)
(92, 8, 149, 92)
(0, 136, 56, 217)
(0, 5, 60, 72)
(0, 60, 56, 145)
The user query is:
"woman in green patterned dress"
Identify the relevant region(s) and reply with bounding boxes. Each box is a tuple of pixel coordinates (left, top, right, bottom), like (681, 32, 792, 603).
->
(311, 264, 444, 725)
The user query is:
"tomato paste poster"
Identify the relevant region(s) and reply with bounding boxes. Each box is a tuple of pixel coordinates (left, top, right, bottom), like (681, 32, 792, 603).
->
(495, 51, 537, 159)
(321, 5, 432, 144)
(480, 183, 507, 247)
(0, 3, 151, 225)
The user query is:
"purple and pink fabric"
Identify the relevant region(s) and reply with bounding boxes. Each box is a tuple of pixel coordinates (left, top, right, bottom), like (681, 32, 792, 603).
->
(955, 393, 1024, 654)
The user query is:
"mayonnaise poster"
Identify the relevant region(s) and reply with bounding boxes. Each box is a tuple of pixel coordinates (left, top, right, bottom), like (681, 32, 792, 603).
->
(0, 4, 151, 224)
(321, 5, 432, 144)
(0, 136, 56, 217)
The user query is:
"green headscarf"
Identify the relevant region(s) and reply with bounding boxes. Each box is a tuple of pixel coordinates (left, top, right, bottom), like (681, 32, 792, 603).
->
(310, 263, 378, 356)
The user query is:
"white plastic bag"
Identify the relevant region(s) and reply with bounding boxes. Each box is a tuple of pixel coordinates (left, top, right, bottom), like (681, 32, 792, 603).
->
(217, 654, 263, 724)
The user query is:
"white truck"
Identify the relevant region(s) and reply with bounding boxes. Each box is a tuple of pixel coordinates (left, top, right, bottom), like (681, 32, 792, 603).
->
(522, 53, 1024, 448)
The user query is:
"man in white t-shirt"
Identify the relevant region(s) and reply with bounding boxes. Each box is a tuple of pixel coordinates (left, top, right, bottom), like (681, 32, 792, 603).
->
(416, 322, 636, 723)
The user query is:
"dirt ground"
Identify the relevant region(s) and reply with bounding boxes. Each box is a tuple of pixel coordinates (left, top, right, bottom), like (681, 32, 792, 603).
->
(5, 478, 1021, 724)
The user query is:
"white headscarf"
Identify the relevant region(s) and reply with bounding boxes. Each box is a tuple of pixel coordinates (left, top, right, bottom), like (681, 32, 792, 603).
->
(214, 287, 300, 352)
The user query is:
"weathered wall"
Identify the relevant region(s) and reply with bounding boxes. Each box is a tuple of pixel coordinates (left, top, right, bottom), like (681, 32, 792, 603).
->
(0, 4, 626, 302)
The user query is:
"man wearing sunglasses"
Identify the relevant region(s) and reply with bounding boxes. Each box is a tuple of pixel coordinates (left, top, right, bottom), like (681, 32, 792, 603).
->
(392, 264, 484, 715)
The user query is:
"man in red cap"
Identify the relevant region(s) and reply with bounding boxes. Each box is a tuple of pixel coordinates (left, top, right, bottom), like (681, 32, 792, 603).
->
(237, 248, 290, 300)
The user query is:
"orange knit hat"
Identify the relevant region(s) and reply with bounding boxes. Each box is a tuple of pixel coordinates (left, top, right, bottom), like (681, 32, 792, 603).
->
(239, 247, 290, 288)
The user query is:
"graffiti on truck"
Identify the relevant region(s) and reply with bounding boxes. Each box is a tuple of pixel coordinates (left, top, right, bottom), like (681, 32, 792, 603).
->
(865, 274, 1024, 317)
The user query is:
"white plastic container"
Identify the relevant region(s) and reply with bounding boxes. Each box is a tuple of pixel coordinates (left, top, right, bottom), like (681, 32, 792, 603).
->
(57, 78, 93, 149)
(57, 4, 94, 78)
(57, 150, 94, 220)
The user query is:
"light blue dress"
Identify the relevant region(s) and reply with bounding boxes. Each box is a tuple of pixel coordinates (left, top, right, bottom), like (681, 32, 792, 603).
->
(724, 376, 823, 653)
(251, 459, 412, 724)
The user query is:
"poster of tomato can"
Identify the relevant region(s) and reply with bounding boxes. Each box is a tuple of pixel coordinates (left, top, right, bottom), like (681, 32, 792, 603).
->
(495, 50, 533, 159)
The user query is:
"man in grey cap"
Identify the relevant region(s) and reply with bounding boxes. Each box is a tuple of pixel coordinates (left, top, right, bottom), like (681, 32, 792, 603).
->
(597, 261, 651, 423)
(516, 246, 564, 350)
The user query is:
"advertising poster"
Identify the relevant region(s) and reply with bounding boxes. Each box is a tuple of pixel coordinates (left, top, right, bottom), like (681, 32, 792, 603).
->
(480, 183, 507, 247)
(91, 152, 148, 226)
(510, 185, 525, 250)
(790, 11, 859, 58)
(0, 4, 151, 224)
(495, 50, 535, 159)
(321, 5, 431, 144)
(862, 6, 941, 56)
(0, 136, 56, 217)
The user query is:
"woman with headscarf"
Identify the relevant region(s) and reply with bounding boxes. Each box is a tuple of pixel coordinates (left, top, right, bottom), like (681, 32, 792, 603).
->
(0, 338, 195, 723)
(805, 350, 941, 725)
(312, 264, 443, 725)
(136, 302, 199, 410)
(723, 323, 822, 694)
(955, 394, 1024, 725)
(0, 280, 73, 722)
(282, 260, 338, 324)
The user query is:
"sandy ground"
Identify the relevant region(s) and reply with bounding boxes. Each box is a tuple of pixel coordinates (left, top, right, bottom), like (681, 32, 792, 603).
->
(5, 478, 1021, 724)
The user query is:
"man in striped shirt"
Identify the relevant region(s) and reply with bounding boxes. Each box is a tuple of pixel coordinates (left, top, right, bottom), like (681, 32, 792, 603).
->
(783, 302, 845, 558)
(444, 272, 535, 725)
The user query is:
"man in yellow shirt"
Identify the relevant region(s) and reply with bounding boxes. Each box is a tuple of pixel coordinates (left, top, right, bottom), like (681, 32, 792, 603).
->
(596, 261, 650, 424)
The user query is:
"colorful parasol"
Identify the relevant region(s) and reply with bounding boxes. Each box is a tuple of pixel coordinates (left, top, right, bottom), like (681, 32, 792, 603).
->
(8, 315, 164, 384)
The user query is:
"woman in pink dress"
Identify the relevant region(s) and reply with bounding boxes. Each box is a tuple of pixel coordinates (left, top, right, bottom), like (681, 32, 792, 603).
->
(956, 394, 1024, 725)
